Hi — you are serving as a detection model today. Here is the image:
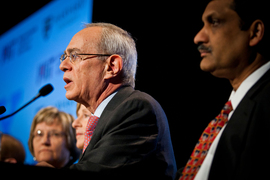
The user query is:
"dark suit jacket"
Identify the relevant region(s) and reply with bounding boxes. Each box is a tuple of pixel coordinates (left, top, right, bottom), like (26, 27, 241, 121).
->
(208, 69, 270, 180)
(70, 86, 177, 179)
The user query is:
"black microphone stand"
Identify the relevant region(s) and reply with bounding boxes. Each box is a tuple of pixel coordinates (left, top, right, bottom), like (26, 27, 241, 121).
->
(0, 95, 39, 121)
(0, 84, 53, 121)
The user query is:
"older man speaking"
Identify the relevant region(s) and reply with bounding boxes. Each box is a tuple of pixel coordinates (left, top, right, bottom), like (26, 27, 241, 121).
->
(59, 23, 176, 179)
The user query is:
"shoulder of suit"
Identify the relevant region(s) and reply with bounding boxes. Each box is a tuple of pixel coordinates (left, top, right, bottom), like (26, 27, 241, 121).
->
(110, 86, 164, 112)
(250, 74, 270, 105)
(128, 89, 159, 104)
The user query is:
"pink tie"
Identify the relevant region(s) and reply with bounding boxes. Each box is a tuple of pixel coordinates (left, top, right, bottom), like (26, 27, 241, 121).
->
(82, 115, 99, 153)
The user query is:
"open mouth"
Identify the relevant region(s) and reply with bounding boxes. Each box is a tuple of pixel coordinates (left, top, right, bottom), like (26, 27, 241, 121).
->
(64, 76, 73, 85)
(63, 77, 73, 88)
(64, 77, 72, 84)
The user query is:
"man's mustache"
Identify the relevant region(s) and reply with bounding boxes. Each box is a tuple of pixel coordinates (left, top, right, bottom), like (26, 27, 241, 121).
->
(197, 44, 212, 52)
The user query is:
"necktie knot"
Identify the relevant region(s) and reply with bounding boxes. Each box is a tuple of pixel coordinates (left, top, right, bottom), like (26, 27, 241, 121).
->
(222, 100, 233, 115)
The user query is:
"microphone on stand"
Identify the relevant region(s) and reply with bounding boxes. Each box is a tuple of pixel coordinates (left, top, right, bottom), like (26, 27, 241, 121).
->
(0, 84, 54, 121)
(0, 106, 6, 115)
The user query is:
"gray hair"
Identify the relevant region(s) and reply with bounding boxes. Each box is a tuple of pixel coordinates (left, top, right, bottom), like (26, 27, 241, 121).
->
(85, 23, 137, 88)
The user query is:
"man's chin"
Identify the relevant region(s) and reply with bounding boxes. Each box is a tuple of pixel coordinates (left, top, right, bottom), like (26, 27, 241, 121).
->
(65, 92, 76, 100)
(200, 58, 216, 72)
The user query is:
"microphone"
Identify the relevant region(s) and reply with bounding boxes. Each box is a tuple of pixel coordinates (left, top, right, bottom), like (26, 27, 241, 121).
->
(0, 106, 6, 115)
(35, 83, 54, 98)
(0, 84, 54, 121)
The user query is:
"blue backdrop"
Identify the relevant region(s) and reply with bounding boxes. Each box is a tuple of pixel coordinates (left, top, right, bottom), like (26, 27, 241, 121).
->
(0, 0, 93, 165)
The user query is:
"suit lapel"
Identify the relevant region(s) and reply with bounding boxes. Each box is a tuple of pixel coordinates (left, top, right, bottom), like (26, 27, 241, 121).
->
(79, 86, 134, 161)
(209, 69, 270, 179)
(217, 68, 270, 150)
(89, 86, 134, 146)
(209, 97, 255, 179)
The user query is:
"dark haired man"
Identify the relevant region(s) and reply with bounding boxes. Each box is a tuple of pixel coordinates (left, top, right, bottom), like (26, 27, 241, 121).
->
(178, 0, 270, 179)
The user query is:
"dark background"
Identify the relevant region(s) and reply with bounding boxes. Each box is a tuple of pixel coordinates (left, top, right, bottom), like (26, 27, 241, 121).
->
(0, 1, 232, 168)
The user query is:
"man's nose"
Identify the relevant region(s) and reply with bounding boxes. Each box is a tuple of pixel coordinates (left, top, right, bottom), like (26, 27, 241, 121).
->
(194, 26, 209, 45)
(59, 58, 72, 72)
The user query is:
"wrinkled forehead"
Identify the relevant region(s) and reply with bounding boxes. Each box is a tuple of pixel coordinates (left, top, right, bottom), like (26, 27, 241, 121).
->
(65, 27, 102, 54)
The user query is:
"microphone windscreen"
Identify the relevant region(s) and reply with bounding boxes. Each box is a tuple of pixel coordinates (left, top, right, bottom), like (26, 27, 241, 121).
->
(0, 106, 6, 114)
(39, 84, 54, 97)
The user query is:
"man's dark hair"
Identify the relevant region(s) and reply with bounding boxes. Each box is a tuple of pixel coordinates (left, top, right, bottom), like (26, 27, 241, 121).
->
(230, 0, 269, 59)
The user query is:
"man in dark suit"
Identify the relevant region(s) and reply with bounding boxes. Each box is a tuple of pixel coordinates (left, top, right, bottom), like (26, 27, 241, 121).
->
(177, 0, 270, 179)
(70, 86, 176, 179)
(58, 23, 176, 179)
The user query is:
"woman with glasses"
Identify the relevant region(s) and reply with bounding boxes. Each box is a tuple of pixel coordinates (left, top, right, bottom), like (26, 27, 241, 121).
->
(28, 106, 80, 168)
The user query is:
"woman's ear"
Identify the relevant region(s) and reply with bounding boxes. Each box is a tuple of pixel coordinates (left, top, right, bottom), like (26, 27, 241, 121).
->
(249, 19, 264, 47)
(104, 55, 123, 80)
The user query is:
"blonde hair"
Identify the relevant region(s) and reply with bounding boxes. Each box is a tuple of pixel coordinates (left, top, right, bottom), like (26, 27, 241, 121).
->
(28, 106, 79, 162)
(76, 103, 81, 117)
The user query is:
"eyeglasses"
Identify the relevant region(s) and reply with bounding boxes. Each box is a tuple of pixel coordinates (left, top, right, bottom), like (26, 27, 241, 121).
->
(60, 52, 112, 63)
(33, 129, 66, 140)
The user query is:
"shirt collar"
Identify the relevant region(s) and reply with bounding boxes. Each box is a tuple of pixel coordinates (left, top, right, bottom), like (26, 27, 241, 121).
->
(229, 61, 270, 111)
(93, 91, 118, 118)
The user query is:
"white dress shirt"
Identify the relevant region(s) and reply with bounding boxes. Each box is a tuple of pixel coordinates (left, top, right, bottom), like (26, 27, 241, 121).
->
(195, 61, 270, 180)
(93, 91, 118, 118)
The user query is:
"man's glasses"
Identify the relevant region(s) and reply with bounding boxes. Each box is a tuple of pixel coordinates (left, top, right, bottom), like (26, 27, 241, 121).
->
(60, 52, 112, 63)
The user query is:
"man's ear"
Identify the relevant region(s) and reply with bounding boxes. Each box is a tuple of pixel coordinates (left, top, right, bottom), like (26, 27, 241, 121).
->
(104, 54, 123, 80)
(249, 20, 264, 47)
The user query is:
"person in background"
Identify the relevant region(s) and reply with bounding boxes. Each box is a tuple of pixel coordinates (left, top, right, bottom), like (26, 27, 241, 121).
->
(178, 0, 270, 179)
(73, 103, 91, 149)
(0, 132, 25, 164)
(28, 106, 80, 168)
